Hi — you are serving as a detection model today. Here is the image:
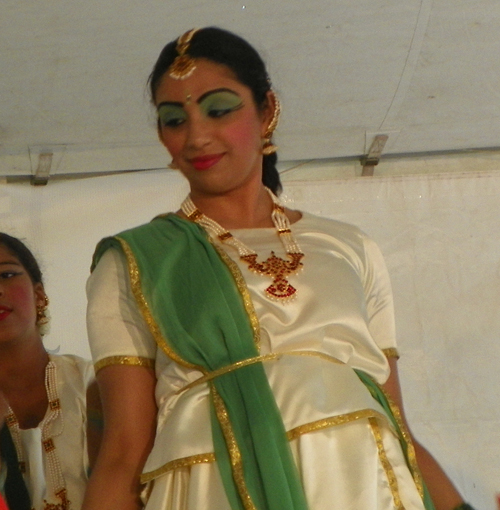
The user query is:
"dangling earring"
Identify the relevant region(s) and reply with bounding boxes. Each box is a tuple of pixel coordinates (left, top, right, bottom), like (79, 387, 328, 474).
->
(36, 295, 50, 336)
(168, 160, 179, 170)
(262, 92, 281, 156)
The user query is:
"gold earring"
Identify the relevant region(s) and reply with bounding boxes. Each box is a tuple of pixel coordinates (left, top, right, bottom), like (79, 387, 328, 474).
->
(36, 296, 50, 335)
(168, 160, 179, 170)
(262, 92, 281, 156)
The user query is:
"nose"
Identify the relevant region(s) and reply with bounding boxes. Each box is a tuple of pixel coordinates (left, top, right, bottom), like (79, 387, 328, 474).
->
(185, 116, 212, 151)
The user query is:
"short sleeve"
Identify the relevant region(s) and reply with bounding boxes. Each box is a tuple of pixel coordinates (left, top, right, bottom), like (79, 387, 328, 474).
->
(86, 248, 156, 372)
(361, 235, 398, 354)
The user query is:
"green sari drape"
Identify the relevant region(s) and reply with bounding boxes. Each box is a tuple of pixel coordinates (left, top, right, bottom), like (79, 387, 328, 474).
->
(93, 214, 308, 510)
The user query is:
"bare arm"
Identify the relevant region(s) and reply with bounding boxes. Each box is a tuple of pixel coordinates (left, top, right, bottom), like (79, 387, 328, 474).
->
(382, 357, 464, 510)
(82, 365, 157, 510)
(86, 379, 103, 471)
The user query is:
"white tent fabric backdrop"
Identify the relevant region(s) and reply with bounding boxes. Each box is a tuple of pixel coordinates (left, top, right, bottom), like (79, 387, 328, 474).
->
(4, 1, 500, 175)
(1, 169, 499, 508)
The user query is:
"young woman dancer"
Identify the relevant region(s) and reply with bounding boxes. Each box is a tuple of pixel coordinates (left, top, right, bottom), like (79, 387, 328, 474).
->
(83, 27, 472, 510)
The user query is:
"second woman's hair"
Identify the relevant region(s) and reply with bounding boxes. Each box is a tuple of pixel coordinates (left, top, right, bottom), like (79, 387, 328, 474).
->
(148, 27, 282, 195)
(0, 233, 43, 285)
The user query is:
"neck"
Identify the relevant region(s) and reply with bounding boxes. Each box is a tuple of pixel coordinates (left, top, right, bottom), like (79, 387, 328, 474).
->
(0, 338, 49, 393)
(189, 184, 275, 230)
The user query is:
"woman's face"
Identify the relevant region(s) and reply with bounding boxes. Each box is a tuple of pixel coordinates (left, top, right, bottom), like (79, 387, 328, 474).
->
(0, 245, 45, 345)
(155, 58, 273, 197)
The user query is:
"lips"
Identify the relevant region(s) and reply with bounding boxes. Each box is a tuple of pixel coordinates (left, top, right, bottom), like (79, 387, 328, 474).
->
(189, 154, 224, 171)
(0, 306, 12, 321)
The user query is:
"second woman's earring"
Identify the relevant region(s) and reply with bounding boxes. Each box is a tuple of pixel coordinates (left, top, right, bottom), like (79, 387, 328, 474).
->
(168, 161, 179, 170)
(36, 296, 50, 336)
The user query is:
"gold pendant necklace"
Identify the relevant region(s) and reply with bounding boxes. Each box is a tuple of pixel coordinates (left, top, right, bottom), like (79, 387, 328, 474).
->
(181, 188, 304, 301)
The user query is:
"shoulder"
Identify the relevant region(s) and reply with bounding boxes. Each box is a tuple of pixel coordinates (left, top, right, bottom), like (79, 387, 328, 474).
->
(91, 214, 200, 270)
(296, 211, 372, 245)
(117, 213, 193, 240)
(295, 211, 387, 270)
(50, 354, 95, 388)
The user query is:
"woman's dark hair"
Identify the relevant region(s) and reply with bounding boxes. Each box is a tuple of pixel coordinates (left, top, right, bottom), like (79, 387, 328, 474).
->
(148, 27, 282, 195)
(1, 424, 32, 510)
(0, 233, 43, 285)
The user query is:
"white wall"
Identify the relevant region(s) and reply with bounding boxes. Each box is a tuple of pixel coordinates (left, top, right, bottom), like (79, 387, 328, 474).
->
(1, 167, 498, 508)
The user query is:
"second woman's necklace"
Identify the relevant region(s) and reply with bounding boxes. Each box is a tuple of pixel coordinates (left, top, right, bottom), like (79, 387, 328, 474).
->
(181, 188, 304, 301)
(6, 360, 70, 510)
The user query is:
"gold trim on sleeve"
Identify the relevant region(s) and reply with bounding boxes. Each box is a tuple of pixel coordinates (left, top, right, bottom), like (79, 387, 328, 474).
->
(368, 417, 405, 510)
(140, 453, 216, 484)
(94, 356, 155, 373)
(383, 348, 400, 359)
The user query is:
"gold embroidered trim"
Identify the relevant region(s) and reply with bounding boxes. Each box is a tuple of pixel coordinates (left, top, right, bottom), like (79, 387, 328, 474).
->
(368, 417, 405, 510)
(138, 410, 400, 490)
(140, 453, 216, 483)
(176, 350, 344, 395)
(116, 237, 204, 373)
(383, 348, 400, 359)
(211, 241, 261, 351)
(379, 386, 425, 499)
(118, 233, 258, 508)
(210, 384, 257, 510)
(94, 355, 155, 373)
(286, 409, 391, 440)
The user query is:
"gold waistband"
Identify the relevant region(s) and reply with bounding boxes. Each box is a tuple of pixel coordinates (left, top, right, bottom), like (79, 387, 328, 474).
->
(176, 350, 344, 395)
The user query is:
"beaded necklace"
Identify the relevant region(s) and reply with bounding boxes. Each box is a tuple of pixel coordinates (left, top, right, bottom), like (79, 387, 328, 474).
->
(181, 188, 304, 301)
(6, 361, 70, 510)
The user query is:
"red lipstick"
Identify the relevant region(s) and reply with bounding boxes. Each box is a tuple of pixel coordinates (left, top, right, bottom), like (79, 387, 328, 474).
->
(190, 154, 224, 171)
(0, 306, 12, 321)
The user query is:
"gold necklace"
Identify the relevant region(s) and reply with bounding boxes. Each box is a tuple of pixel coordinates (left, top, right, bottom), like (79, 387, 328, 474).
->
(6, 360, 70, 510)
(181, 188, 304, 301)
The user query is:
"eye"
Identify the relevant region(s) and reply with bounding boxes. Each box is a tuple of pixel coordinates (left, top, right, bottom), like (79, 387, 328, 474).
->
(200, 91, 243, 119)
(207, 107, 233, 119)
(162, 117, 185, 128)
(157, 104, 187, 128)
(0, 270, 21, 280)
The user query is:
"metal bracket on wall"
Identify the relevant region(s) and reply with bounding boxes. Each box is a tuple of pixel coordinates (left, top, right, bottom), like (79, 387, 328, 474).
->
(31, 152, 53, 185)
(360, 135, 388, 176)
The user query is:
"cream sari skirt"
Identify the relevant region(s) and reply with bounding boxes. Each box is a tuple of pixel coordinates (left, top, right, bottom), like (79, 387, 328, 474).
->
(144, 417, 425, 510)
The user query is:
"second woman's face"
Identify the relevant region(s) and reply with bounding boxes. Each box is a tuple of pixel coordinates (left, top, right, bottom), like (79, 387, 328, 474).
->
(0, 245, 44, 345)
(155, 59, 273, 197)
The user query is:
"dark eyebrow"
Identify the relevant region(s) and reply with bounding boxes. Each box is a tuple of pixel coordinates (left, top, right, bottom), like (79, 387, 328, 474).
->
(0, 260, 22, 267)
(157, 89, 241, 110)
(156, 101, 184, 110)
(197, 88, 240, 104)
